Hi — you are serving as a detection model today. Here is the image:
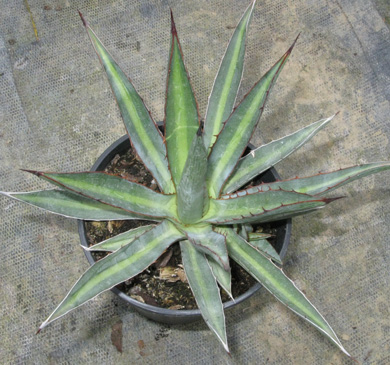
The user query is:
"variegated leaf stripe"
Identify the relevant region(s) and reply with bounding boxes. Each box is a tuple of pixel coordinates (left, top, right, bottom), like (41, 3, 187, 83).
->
(180, 241, 229, 353)
(39, 220, 184, 331)
(247, 237, 282, 264)
(223, 115, 335, 194)
(237, 223, 270, 240)
(0, 190, 145, 221)
(165, 12, 199, 187)
(81, 17, 175, 194)
(243, 162, 390, 197)
(207, 37, 298, 198)
(86, 225, 155, 251)
(207, 257, 233, 300)
(203, 0, 256, 152)
(176, 129, 209, 224)
(28, 171, 177, 220)
(221, 228, 350, 357)
(247, 232, 272, 239)
(202, 189, 333, 224)
(184, 225, 230, 271)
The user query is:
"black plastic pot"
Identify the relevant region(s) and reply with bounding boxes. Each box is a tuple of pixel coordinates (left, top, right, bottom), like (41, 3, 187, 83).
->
(78, 133, 292, 324)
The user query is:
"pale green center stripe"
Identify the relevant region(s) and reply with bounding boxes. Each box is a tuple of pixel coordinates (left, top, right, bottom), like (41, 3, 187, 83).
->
(60, 228, 172, 316)
(58, 175, 170, 210)
(210, 25, 246, 144)
(209, 84, 267, 197)
(228, 233, 327, 331)
(167, 40, 198, 177)
(91, 32, 172, 189)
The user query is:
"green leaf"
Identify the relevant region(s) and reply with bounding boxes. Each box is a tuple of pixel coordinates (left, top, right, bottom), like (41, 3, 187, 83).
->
(237, 224, 249, 240)
(237, 223, 257, 240)
(86, 225, 155, 251)
(207, 257, 233, 300)
(180, 241, 229, 353)
(247, 162, 390, 196)
(0, 190, 146, 221)
(39, 220, 184, 331)
(223, 115, 335, 194)
(183, 225, 230, 271)
(219, 227, 350, 357)
(202, 189, 336, 224)
(203, 0, 256, 152)
(165, 12, 199, 187)
(26, 171, 177, 220)
(176, 128, 209, 224)
(206, 36, 298, 198)
(80, 14, 175, 194)
(247, 232, 272, 240)
(247, 236, 282, 264)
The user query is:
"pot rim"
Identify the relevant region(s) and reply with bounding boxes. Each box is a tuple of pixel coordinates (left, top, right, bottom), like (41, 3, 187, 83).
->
(78, 133, 292, 320)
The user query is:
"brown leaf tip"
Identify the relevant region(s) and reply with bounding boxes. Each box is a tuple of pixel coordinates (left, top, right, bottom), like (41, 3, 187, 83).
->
(287, 32, 301, 55)
(323, 196, 345, 204)
(170, 9, 177, 37)
(21, 169, 43, 177)
(78, 10, 87, 27)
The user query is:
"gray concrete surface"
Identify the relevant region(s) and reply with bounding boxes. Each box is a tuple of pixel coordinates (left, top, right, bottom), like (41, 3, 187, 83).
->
(1, 0, 389, 363)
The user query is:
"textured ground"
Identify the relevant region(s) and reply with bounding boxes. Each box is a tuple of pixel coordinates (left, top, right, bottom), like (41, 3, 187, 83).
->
(1, 0, 389, 364)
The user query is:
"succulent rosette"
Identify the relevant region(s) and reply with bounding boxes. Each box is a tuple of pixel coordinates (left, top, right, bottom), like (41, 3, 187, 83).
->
(2, 1, 390, 356)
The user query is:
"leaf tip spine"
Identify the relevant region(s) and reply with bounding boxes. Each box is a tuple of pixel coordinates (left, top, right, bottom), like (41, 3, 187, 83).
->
(21, 169, 42, 177)
(37, 319, 49, 333)
(289, 32, 301, 54)
(324, 196, 345, 204)
(170, 9, 177, 37)
(78, 10, 88, 27)
(349, 354, 359, 363)
(0, 190, 11, 198)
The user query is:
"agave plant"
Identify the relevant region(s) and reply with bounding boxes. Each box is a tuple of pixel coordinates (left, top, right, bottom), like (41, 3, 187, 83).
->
(2, 0, 390, 356)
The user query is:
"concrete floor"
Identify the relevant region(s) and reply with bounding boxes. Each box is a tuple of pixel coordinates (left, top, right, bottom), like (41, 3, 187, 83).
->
(1, 0, 389, 363)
